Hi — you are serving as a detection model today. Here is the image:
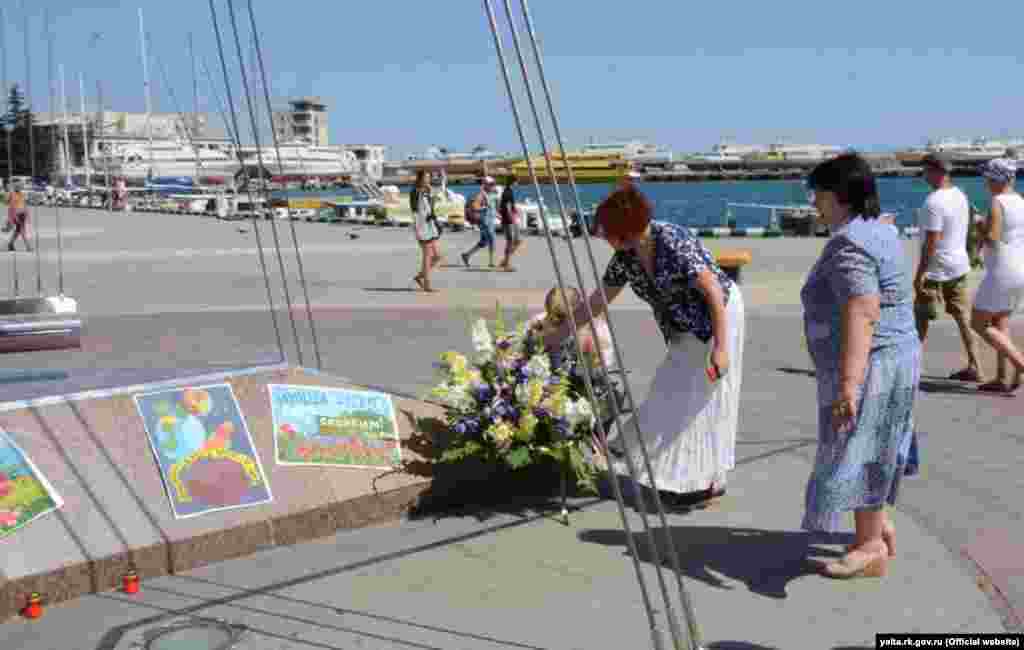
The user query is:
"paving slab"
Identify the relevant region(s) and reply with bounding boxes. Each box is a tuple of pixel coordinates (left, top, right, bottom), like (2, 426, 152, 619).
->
(0, 447, 1004, 649)
(0, 366, 438, 622)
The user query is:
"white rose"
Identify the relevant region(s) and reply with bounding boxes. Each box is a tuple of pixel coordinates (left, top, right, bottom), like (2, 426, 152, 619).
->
(566, 398, 595, 429)
(471, 319, 494, 357)
(526, 354, 551, 382)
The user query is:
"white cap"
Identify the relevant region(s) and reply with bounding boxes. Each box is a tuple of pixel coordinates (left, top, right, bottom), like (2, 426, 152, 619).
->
(627, 171, 642, 179)
(483, 176, 495, 184)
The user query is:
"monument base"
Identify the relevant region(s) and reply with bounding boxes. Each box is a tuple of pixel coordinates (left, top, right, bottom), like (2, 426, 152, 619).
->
(0, 364, 439, 621)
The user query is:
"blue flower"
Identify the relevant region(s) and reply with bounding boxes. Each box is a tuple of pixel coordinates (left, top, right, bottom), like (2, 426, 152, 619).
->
(472, 383, 494, 403)
(454, 421, 468, 435)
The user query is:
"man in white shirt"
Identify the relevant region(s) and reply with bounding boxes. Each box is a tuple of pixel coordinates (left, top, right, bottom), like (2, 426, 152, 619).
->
(914, 152, 981, 381)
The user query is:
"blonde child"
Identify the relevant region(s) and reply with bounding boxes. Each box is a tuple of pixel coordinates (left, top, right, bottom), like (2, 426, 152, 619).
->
(531, 286, 616, 371)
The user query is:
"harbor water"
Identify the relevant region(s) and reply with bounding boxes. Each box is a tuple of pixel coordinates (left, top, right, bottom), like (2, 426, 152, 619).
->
(276, 176, 992, 230)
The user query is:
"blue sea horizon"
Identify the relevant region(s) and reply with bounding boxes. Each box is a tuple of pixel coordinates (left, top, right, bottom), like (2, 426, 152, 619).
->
(276, 176, 991, 230)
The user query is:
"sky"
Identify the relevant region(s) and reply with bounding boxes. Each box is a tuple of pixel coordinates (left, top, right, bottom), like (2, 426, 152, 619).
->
(1, 1, 1022, 159)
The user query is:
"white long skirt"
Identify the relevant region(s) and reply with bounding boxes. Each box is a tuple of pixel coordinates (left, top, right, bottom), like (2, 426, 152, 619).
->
(610, 289, 744, 494)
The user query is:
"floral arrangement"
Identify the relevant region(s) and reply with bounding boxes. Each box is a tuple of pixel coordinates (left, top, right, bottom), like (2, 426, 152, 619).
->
(428, 304, 601, 493)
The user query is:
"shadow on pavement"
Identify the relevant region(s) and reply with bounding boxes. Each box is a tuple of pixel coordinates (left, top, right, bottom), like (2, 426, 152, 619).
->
(918, 379, 988, 395)
(578, 525, 853, 600)
(777, 367, 815, 378)
(398, 411, 596, 524)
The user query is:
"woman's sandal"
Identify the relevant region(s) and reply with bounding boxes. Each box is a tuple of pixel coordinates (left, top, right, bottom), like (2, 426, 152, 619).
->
(979, 380, 1013, 394)
(413, 274, 430, 292)
(819, 542, 889, 579)
(846, 523, 895, 557)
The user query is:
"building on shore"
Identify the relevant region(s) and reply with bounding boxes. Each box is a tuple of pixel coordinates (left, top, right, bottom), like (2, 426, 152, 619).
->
(272, 97, 329, 147)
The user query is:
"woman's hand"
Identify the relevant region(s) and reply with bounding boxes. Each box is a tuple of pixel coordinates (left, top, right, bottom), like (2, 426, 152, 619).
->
(831, 383, 859, 434)
(708, 343, 729, 383)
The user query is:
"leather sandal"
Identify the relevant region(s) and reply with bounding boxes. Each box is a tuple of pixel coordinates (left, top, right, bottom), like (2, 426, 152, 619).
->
(979, 380, 1012, 394)
(946, 366, 978, 380)
(819, 543, 889, 579)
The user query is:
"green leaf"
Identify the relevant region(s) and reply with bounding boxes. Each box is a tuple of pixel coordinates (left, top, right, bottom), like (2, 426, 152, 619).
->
(505, 446, 531, 469)
(494, 300, 506, 339)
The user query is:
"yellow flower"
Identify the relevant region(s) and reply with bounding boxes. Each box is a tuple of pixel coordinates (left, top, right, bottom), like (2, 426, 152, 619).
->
(486, 420, 516, 445)
(527, 379, 545, 408)
(517, 413, 538, 440)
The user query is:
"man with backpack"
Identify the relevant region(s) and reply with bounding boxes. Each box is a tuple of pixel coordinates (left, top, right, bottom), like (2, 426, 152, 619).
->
(461, 177, 499, 267)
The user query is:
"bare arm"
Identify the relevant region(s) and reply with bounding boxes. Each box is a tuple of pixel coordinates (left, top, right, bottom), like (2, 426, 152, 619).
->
(985, 198, 1004, 244)
(549, 284, 623, 345)
(915, 231, 941, 285)
(694, 269, 729, 351)
(839, 294, 880, 396)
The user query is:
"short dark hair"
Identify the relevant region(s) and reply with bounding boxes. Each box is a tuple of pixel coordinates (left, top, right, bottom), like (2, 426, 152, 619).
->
(807, 153, 881, 219)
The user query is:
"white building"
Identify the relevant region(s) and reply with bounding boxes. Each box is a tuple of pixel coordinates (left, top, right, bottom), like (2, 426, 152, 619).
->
(343, 144, 386, 181)
(272, 97, 329, 147)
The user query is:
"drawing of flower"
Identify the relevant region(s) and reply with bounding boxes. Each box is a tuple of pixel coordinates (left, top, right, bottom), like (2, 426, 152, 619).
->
(0, 509, 21, 528)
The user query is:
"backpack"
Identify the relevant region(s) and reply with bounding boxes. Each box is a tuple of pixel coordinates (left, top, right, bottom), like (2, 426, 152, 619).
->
(465, 192, 484, 226)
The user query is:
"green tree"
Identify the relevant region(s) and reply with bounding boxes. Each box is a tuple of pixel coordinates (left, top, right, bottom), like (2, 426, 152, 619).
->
(1, 84, 35, 177)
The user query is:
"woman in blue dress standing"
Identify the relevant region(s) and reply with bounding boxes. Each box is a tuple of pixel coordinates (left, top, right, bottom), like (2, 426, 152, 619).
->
(802, 154, 921, 579)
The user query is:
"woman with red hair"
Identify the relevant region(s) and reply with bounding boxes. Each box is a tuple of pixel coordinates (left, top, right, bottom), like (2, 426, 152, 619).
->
(544, 186, 744, 507)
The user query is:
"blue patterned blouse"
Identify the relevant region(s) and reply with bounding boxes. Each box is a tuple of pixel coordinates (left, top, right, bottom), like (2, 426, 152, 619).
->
(603, 221, 733, 344)
(801, 218, 918, 367)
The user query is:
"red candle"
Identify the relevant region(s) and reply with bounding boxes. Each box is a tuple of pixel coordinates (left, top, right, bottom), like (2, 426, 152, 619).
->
(123, 571, 140, 594)
(23, 593, 42, 619)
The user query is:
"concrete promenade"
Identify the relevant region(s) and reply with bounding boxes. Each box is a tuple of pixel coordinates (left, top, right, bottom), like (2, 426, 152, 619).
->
(0, 207, 1021, 648)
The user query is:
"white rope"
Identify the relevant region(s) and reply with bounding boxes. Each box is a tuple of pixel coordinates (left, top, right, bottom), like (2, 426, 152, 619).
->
(1, 6, 18, 298)
(23, 1, 42, 296)
(515, 1, 704, 646)
(245, 0, 323, 371)
(484, 3, 698, 648)
(207, 0, 286, 365)
(44, 9, 66, 297)
(224, 0, 305, 368)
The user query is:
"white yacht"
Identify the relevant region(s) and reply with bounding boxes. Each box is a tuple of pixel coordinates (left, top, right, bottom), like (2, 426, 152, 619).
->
(236, 140, 358, 178)
(927, 137, 1024, 164)
(743, 142, 845, 169)
(686, 141, 752, 169)
(92, 138, 240, 181)
(579, 140, 674, 167)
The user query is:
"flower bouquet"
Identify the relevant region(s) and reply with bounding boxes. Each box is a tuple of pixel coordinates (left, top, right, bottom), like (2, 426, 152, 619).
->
(428, 304, 601, 497)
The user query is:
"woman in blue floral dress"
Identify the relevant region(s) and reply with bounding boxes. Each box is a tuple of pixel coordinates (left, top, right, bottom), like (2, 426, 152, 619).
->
(544, 186, 744, 507)
(802, 154, 921, 579)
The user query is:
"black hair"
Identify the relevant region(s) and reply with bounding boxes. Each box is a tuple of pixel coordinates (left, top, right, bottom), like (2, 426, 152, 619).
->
(807, 153, 881, 219)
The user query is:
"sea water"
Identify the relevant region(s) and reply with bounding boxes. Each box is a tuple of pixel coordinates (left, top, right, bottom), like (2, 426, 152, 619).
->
(276, 176, 992, 230)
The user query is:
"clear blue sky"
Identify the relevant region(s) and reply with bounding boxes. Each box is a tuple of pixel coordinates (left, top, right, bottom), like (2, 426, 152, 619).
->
(2, 1, 1022, 159)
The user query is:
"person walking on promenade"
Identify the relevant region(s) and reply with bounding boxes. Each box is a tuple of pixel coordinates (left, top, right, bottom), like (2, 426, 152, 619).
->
(411, 170, 442, 292)
(914, 152, 982, 382)
(461, 177, 499, 268)
(971, 158, 1024, 394)
(6, 183, 31, 252)
(543, 185, 744, 507)
(801, 154, 921, 579)
(498, 175, 523, 271)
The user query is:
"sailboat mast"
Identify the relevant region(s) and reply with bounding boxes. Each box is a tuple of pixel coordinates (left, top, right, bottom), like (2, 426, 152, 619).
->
(59, 64, 71, 185)
(139, 8, 153, 177)
(80, 73, 90, 190)
(1, 7, 12, 187)
(188, 33, 199, 182)
(96, 79, 109, 199)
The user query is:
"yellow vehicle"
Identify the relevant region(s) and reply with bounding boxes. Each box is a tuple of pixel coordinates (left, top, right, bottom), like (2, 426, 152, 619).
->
(377, 186, 467, 229)
(510, 151, 630, 184)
